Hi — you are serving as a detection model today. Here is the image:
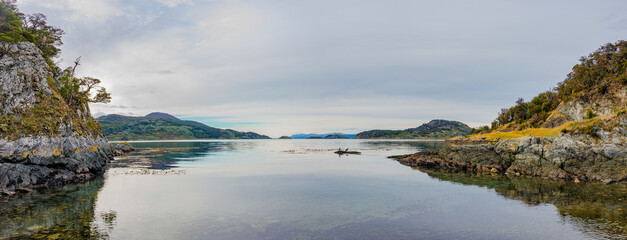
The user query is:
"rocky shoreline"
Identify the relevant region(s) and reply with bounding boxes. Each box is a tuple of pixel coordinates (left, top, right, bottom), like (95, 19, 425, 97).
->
(0, 42, 135, 195)
(0, 141, 136, 196)
(392, 122, 627, 183)
(0, 136, 112, 195)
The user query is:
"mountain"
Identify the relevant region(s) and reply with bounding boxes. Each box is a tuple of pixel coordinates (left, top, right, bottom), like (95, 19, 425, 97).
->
(145, 112, 178, 120)
(355, 120, 471, 139)
(97, 113, 271, 140)
(290, 133, 357, 139)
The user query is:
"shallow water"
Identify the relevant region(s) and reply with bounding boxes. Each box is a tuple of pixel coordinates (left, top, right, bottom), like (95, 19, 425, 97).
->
(1, 140, 625, 239)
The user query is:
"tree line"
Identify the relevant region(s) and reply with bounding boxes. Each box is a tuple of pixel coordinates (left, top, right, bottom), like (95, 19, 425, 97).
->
(0, 0, 110, 107)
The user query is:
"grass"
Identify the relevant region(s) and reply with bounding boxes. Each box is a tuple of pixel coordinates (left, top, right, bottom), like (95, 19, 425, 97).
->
(453, 121, 573, 141)
(456, 108, 626, 142)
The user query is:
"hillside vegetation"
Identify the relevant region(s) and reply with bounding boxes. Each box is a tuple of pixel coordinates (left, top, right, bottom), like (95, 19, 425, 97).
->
(97, 112, 270, 140)
(355, 119, 471, 139)
(467, 40, 626, 139)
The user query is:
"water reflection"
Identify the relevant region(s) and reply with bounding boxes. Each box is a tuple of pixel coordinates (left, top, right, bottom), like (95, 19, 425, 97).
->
(0, 177, 111, 239)
(112, 141, 260, 170)
(3, 140, 626, 239)
(415, 168, 627, 239)
(360, 140, 449, 151)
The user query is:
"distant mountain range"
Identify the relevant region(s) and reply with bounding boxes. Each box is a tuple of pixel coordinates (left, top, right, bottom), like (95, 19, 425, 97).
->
(96, 112, 271, 140)
(290, 133, 357, 139)
(355, 119, 471, 139)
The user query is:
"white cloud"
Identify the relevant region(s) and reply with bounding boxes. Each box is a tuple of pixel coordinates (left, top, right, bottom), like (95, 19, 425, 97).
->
(19, 0, 123, 22)
(20, 0, 627, 137)
(155, 0, 190, 8)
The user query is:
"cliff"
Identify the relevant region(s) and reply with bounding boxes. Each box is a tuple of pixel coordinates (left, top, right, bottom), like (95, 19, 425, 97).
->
(0, 42, 113, 195)
(355, 119, 471, 139)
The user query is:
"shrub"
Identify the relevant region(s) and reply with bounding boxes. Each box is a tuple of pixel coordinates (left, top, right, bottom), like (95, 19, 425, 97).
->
(585, 109, 597, 119)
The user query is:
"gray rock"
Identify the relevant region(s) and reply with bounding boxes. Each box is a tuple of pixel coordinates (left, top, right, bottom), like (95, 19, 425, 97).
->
(396, 127, 627, 183)
(1, 42, 114, 194)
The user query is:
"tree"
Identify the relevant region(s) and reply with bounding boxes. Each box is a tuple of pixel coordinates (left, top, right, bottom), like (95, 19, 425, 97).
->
(0, 0, 64, 60)
(58, 57, 111, 108)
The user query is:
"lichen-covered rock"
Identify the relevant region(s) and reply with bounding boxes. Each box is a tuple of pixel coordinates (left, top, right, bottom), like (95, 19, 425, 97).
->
(0, 42, 112, 195)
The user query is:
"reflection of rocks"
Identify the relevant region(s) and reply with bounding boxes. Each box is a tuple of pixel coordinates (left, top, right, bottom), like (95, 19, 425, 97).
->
(416, 169, 627, 239)
(0, 177, 112, 239)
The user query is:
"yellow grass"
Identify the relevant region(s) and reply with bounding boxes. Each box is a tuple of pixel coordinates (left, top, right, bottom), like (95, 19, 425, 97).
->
(453, 121, 574, 141)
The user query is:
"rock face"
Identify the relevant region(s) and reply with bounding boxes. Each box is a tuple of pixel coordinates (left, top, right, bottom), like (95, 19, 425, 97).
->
(395, 116, 627, 183)
(0, 42, 113, 195)
(543, 88, 627, 128)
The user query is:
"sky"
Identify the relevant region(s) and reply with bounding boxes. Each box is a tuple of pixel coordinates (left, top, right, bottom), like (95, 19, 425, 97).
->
(18, 0, 627, 137)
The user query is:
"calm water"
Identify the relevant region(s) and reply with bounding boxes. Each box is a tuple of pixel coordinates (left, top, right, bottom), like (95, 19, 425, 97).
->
(1, 140, 626, 239)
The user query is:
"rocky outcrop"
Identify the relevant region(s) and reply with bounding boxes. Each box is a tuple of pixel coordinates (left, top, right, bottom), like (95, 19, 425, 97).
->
(109, 142, 135, 156)
(0, 42, 113, 195)
(394, 115, 627, 183)
(543, 88, 627, 128)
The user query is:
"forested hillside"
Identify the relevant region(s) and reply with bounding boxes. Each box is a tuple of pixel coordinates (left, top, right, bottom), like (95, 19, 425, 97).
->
(97, 113, 270, 140)
(355, 120, 471, 139)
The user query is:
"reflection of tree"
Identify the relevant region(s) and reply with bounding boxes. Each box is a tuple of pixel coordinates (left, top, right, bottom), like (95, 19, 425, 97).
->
(113, 141, 260, 170)
(0, 177, 112, 239)
(415, 168, 627, 239)
(90, 210, 117, 239)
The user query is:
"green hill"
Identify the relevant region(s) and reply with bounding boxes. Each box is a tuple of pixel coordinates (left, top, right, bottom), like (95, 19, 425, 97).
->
(97, 112, 270, 140)
(355, 119, 471, 139)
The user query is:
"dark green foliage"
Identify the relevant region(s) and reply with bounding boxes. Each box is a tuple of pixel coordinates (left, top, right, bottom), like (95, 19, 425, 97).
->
(97, 113, 271, 140)
(492, 40, 626, 130)
(57, 58, 111, 108)
(0, 0, 63, 61)
(585, 109, 597, 119)
(356, 120, 471, 139)
(556, 41, 627, 102)
(470, 125, 491, 134)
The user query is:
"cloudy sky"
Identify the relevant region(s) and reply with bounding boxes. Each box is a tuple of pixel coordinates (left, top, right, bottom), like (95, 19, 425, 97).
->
(19, 0, 627, 137)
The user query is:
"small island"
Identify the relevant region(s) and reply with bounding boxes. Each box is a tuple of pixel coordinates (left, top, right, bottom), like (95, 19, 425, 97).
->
(355, 119, 471, 139)
(324, 134, 350, 139)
